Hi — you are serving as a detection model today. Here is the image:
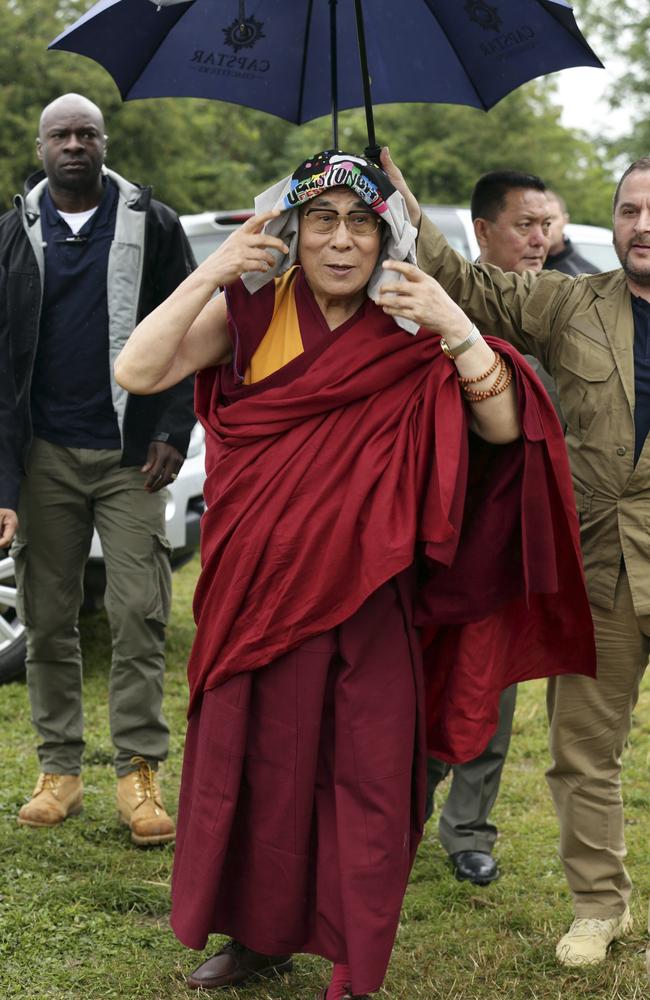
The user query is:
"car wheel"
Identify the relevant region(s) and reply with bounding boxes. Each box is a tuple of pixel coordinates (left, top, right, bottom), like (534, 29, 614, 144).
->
(0, 551, 26, 684)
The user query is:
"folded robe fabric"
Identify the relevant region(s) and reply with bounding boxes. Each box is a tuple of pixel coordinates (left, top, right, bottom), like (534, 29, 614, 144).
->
(190, 302, 596, 761)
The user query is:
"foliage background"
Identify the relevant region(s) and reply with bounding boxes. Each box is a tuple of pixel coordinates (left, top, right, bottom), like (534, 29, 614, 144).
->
(0, 0, 637, 223)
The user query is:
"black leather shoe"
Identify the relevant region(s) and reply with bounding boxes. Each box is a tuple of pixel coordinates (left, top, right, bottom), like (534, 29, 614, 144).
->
(187, 939, 293, 990)
(450, 850, 499, 886)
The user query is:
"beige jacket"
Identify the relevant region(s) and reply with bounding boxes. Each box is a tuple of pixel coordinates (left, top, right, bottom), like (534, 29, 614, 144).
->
(418, 213, 650, 614)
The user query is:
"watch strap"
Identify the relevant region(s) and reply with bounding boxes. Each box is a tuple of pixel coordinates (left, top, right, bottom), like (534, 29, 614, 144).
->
(440, 324, 481, 359)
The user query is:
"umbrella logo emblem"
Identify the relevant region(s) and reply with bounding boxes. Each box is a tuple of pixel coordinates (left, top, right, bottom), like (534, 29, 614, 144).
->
(464, 1, 502, 33)
(223, 2, 265, 53)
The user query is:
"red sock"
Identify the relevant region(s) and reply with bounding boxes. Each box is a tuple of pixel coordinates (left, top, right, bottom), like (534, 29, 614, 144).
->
(326, 962, 353, 1000)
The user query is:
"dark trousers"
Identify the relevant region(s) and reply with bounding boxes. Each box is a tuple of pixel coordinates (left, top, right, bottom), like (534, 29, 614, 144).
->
(425, 684, 517, 854)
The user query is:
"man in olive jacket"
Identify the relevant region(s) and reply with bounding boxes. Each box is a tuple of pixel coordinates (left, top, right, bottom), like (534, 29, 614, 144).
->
(381, 150, 650, 969)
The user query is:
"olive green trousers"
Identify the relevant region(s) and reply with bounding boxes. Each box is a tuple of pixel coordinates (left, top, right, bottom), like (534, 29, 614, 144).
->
(13, 438, 171, 777)
(547, 568, 650, 918)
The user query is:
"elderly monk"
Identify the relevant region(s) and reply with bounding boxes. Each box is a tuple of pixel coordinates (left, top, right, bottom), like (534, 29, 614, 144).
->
(115, 151, 595, 999)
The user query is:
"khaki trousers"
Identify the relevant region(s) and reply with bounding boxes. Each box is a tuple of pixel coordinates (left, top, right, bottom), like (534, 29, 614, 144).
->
(546, 568, 650, 918)
(13, 438, 171, 776)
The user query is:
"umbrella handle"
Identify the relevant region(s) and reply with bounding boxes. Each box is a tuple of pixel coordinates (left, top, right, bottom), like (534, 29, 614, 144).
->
(354, 0, 381, 162)
(364, 143, 382, 164)
(330, 0, 338, 149)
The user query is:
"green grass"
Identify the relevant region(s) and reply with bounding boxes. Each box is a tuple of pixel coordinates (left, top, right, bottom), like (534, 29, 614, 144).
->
(1, 556, 648, 999)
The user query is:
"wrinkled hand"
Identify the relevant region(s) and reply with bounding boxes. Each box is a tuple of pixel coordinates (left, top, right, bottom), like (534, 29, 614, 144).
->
(201, 210, 290, 288)
(141, 442, 185, 493)
(379, 147, 421, 227)
(377, 260, 471, 338)
(0, 509, 18, 548)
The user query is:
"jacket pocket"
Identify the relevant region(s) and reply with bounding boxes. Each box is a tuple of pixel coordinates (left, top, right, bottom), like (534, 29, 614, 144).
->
(559, 334, 616, 436)
(560, 333, 616, 381)
(146, 532, 172, 627)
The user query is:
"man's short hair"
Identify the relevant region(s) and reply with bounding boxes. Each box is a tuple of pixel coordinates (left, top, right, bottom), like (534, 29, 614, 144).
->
(470, 170, 547, 222)
(546, 190, 567, 214)
(613, 158, 650, 211)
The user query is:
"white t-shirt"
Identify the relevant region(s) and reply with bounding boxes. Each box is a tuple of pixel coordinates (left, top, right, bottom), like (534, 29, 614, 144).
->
(57, 206, 98, 234)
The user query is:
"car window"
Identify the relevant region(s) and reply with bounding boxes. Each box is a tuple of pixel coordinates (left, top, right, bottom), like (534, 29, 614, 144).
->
(422, 206, 473, 260)
(571, 241, 619, 273)
(186, 232, 227, 265)
(181, 212, 254, 265)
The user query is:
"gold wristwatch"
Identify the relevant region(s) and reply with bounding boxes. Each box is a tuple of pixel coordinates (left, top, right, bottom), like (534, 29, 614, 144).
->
(440, 324, 481, 359)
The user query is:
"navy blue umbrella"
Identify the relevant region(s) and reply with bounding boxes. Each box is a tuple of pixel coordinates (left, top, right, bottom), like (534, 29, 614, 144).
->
(49, 0, 602, 156)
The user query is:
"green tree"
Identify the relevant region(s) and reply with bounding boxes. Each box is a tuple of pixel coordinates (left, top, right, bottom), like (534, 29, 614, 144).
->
(0, 0, 295, 212)
(0, 0, 617, 225)
(278, 84, 615, 226)
(573, 0, 650, 164)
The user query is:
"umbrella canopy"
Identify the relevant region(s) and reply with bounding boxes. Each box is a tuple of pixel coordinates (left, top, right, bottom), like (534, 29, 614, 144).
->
(49, 0, 602, 151)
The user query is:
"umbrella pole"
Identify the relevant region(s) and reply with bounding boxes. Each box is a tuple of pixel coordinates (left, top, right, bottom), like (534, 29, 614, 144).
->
(329, 0, 338, 149)
(353, 0, 380, 162)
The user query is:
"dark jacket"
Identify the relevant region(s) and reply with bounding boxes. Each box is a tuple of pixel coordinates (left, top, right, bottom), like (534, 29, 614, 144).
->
(0, 167, 197, 510)
(544, 237, 599, 276)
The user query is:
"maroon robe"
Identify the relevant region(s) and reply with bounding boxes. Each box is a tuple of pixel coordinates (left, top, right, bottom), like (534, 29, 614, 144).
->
(171, 276, 595, 993)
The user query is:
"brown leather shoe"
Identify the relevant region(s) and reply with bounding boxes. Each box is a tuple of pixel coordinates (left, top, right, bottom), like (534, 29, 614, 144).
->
(116, 756, 175, 846)
(187, 939, 293, 990)
(17, 773, 83, 827)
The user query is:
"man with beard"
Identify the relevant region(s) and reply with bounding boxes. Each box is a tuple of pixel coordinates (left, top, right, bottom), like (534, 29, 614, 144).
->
(0, 93, 196, 844)
(381, 151, 650, 968)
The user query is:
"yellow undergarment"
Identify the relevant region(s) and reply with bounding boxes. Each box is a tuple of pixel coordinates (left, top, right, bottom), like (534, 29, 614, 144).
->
(244, 268, 304, 384)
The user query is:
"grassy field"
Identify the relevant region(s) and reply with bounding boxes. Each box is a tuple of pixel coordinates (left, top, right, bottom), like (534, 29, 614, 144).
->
(1, 556, 649, 999)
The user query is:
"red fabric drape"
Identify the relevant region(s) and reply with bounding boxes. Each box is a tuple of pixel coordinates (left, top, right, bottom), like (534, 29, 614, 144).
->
(190, 304, 595, 760)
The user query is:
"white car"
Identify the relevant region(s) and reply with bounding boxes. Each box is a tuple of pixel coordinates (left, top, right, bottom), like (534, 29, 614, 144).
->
(0, 205, 618, 683)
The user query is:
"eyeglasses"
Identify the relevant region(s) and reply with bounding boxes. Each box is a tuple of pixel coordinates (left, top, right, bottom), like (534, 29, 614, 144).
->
(302, 208, 381, 236)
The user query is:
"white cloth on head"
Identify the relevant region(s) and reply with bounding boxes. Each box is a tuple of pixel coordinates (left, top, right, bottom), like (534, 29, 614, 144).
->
(241, 173, 420, 335)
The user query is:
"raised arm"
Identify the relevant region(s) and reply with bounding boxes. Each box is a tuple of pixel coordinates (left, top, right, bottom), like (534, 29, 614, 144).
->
(379, 148, 569, 371)
(115, 212, 289, 394)
(377, 261, 520, 444)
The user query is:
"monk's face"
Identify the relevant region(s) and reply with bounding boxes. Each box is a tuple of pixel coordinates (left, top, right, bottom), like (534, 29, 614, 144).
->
(298, 188, 382, 309)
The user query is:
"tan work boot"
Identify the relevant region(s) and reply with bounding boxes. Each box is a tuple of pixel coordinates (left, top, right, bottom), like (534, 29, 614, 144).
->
(556, 906, 632, 966)
(17, 773, 83, 827)
(116, 756, 175, 846)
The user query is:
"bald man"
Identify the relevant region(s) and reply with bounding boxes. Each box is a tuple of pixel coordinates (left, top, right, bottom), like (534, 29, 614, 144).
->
(0, 94, 196, 844)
